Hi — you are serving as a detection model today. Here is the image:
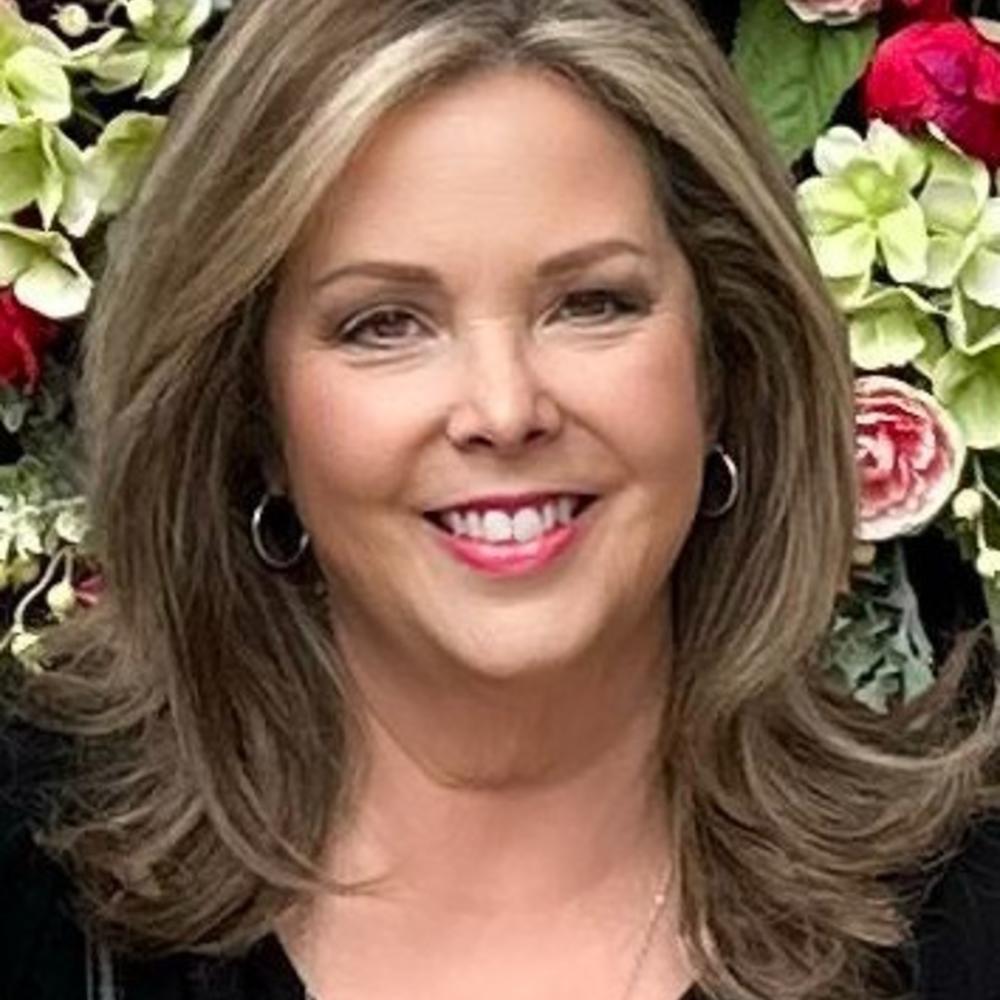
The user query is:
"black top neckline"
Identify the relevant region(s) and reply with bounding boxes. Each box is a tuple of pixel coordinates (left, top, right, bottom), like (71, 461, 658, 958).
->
(255, 929, 701, 999)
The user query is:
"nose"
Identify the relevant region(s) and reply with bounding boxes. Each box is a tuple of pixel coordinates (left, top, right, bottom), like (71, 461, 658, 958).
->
(445, 324, 562, 454)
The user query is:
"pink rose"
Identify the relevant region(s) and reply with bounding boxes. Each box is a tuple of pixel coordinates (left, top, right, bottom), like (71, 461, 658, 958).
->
(785, 0, 881, 26)
(0, 287, 59, 391)
(864, 19, 1000, 168)
(855, 376, 966, 542)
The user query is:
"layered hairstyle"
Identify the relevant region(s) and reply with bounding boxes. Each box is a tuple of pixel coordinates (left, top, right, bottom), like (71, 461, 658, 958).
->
(13, 1, 998, 998)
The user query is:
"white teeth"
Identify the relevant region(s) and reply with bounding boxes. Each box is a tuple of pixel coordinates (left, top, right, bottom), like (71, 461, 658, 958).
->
(542, 502, 557, 531)
(444, 511, 466, 537)
(482, 510, 513, 542)
(433, 496, 588, 541)
(512, 507, 544, 543)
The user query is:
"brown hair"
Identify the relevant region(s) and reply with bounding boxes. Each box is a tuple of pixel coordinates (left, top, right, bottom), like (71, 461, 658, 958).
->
(14, 2, 998, 998)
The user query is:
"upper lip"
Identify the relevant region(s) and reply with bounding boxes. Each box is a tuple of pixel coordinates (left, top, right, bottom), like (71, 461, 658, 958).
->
(423, 490, 599, 515)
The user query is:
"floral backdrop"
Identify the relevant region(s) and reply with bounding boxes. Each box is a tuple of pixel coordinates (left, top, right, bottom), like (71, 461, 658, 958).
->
(0, 0, 997, 713)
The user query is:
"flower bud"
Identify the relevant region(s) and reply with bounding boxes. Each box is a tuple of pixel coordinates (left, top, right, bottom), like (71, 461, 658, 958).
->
(975, 548, 1000, 580)
(46, 579, 77, 617)
(952, 487, 984, 520)
(53, 4, 90, 37)
(851, 542, 878, 567)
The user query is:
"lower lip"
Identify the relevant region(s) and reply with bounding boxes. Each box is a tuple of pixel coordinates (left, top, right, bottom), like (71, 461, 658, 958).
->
(428, 514, 588, 577)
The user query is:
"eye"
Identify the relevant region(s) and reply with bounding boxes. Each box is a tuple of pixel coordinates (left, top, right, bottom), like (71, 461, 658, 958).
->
(551, 288, 646, 325)
(335, 307, 430, 349)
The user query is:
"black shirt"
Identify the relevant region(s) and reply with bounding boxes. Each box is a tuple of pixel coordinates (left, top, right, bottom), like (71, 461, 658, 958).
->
(3, 724, 1000, 1000)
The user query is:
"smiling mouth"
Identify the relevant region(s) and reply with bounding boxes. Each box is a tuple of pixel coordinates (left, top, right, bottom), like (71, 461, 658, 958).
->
(422, 495, 599, 545)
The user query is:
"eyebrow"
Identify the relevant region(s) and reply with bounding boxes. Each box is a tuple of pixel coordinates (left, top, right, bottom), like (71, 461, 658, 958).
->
(310, 238, 648, 291)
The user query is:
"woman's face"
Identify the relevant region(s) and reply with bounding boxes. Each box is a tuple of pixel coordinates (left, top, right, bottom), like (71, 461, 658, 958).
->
(264, 67, 709, 683)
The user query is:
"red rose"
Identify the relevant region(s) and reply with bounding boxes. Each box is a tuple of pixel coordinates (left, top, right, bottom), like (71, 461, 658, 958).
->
(0, 287, 59, 391)
(864, 19, 1000, 168)
(855, 376, 966, 542)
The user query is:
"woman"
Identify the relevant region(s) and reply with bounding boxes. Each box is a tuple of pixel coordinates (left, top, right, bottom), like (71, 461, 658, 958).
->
(2, 1, 999, 998)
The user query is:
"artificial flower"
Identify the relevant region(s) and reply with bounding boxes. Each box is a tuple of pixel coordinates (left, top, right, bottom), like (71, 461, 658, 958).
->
(785, 0, 881, 26)
(932, 344, 1000, 448)
(864, 19, 1000, 169)
(0, 285, 58, 390)
(73, 0, 213, 100)
(0, 222, 92, 318)
(0, 2, 71, 123)
(855, 375, 966, 541)
(844, 285, 942, 370)
(797, 122, 929, 288)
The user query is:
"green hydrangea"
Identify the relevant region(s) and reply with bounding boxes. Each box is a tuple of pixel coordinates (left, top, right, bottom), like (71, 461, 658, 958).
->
(797, 122, 929, 293)
(0, 5, 71, 124)
(0, 222, 92, 318)
(72, 0, 212, 100)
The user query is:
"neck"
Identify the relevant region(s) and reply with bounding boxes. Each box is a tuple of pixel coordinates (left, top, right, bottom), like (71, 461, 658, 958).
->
(324, 615, 673, 912)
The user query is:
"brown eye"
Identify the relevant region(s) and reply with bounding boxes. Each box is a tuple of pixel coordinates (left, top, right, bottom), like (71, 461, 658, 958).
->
(553, 289, 644, 325)
(337, 308, 429, 348)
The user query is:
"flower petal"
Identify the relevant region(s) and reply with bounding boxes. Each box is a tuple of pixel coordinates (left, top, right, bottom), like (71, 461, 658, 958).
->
(878, 199, 929, 282)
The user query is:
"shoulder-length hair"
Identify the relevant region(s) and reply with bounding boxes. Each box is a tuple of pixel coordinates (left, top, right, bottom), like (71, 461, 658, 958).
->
(16, 2, 998, 997)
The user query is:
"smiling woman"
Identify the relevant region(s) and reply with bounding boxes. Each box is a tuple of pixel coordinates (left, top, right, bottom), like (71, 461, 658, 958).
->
(2, 2, 999, 1000)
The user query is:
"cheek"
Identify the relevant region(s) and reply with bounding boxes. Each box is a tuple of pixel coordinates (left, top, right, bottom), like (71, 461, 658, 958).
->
(271, 356, 432, 518)
(579, 326, 708, 488)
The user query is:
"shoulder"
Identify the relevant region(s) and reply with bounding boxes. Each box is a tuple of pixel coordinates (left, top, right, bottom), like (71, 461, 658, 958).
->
(914, 817, 1000, 1000)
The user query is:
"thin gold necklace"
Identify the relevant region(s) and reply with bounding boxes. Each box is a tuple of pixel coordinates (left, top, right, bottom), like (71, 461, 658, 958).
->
(302, 860, 673, 1000)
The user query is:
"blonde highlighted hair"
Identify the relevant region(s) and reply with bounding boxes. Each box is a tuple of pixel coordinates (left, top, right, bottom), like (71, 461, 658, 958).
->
(15, 2, 998, 998)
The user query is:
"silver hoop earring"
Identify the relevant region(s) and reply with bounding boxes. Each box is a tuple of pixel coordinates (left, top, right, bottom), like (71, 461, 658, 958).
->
(250, 492, 310, 570)
(700, 444, 739, 518)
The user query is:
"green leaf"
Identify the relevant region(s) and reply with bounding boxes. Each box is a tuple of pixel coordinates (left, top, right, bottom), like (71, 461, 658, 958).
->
(933, 346, 1000, 449)
(733, 0, 877, 164)
(825, 542, 935, 711)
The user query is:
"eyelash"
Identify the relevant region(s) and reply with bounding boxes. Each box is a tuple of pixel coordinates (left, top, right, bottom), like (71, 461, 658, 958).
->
(334, 288, 649, 350)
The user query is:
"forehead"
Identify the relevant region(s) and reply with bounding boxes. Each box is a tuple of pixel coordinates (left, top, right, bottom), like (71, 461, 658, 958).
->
(294, 66, 669, 270)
